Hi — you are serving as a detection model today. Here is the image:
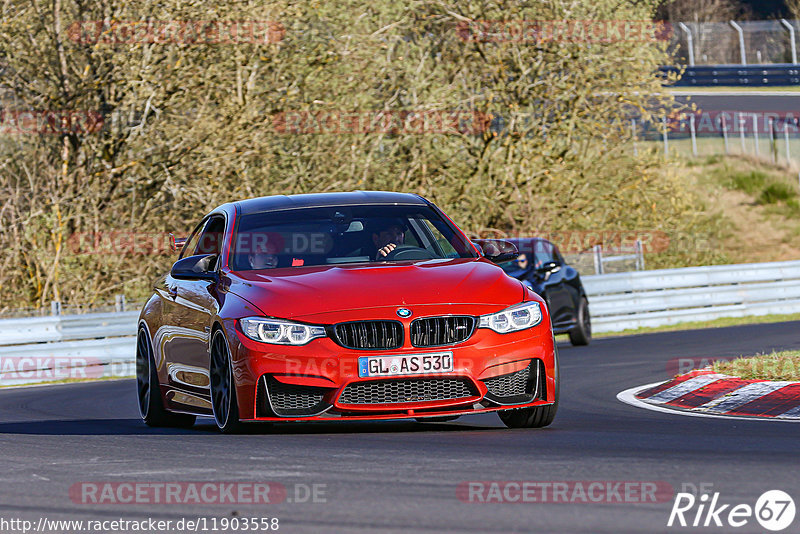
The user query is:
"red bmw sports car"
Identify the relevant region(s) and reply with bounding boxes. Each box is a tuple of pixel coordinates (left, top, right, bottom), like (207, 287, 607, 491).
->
(137, 192, 559, 432)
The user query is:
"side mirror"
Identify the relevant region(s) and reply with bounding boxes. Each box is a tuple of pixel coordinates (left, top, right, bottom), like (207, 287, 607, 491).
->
(171, 254, 218, 281)
(473, 239, 519, 264)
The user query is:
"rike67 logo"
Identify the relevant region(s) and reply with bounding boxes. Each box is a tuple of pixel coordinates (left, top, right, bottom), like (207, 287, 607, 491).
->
(668, 490, 795, 531)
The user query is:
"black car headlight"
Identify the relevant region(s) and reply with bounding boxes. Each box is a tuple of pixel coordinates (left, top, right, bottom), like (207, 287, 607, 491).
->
(240, 317, 326, 345)
(478, 302, 542, 333)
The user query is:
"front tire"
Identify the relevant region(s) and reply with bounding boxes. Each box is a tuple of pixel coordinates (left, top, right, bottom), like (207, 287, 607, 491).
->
(210, 329, 244, 434)
(568, 297, 591, 346)
(498, 353, 559, 429)
(136, 328, 196, 428)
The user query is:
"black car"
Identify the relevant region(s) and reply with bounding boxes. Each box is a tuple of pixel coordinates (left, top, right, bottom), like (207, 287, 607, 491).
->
(498, 238, 591, 346)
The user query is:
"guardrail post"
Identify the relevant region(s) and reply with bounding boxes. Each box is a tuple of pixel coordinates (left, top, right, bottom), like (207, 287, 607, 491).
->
(678, 22, 695, 66)
(781, 19, 798, 64)
(635, 240, 644, 271)
(50, 301, 61, 316)
(730, 21, 746, 65)
(690, 114, 698, 157)
(115, 295, 126, 313)
(593, 245, 604, 275)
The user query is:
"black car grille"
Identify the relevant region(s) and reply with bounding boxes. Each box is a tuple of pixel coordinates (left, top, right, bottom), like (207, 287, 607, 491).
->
(482, 362, 533, 397)
(333, 321, 403, 350)
(338, 378, 477, 405)
(410, 316, 476, 347)
(264, 376, 330, 417)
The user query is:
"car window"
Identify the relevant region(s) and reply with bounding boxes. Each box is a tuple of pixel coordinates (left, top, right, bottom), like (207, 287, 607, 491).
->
(179, 219, 208, 259)
(196, 215, 226, 256)
(534, 240, 556, 268)
(230, 205, 476, 271)
(419, 219, 459, 258)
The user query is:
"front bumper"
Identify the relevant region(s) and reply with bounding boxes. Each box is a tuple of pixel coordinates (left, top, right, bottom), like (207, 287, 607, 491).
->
(229, 321, 557, 422)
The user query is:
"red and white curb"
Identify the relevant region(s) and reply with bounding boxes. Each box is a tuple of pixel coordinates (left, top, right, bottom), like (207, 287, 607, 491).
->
(617, 369, 800, 422)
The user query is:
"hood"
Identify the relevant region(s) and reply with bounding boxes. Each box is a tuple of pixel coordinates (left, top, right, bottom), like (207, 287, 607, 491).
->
(226, 258, 526, 320)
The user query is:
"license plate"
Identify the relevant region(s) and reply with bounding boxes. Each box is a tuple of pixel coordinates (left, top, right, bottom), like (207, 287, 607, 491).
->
(358, 352, 454, 378)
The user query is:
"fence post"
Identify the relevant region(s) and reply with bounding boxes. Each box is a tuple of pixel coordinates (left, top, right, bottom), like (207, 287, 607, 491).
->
(770, 117, 777, 163)
(50, 301, 61, 316)
(593, 245, 604, 275)
(115, 294, 126, 313)
(781, 19, 798, 64)
(662, 115, 669, 160)
(739, 113, 746, 153)
(635, 240, 645, 271)
(753, 113, 760, 156)
(678, 22, 695, 66)
(785, 121, 792, 164)
(721, 114, 729, 155)
(690, 114, 698, 157)
(730, 21, 747, 65)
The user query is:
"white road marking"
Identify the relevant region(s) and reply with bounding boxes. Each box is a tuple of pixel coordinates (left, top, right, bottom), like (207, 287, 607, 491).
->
(777, 404, 800, 418)
(617, 383, 800, 423)
(697, 382, 794, 413)
(645, 374, 725, 403)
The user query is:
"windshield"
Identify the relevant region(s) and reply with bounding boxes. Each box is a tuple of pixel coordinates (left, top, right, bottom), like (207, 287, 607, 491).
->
(230, 205, 477, 271)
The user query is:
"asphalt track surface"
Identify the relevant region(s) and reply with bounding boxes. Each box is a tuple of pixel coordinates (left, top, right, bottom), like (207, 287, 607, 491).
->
(673, 93, 800, 113)
(2, 321, 800, 533)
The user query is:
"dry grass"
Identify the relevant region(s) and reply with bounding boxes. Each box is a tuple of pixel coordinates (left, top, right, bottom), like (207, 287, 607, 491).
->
(713, 350, 800, 381)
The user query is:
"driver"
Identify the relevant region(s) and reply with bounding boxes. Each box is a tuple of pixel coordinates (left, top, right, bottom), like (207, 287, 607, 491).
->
(372, 218, 406, 259)
(248, 241, 279, 269)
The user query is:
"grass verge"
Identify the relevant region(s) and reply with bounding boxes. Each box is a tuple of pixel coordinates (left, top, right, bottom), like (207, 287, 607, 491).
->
(713, 350, 800, 381)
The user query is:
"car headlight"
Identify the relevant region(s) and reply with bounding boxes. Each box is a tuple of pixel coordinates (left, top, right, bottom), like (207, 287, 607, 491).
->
(240, 317, 326, 345)
(478, 302, 542, 333)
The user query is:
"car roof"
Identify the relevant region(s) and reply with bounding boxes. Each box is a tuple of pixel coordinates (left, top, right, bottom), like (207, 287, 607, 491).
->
(234, 191, 429, 215)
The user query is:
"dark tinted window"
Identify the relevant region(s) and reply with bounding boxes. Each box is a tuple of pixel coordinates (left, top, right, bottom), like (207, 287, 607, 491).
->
(196, 216, 226, 256)
(230, 205, 475, 271)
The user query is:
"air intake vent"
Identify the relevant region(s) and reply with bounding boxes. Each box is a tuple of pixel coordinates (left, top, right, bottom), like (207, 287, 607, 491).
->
(482, 361, 533, 398)
(410, 316, 476, 347)
(264, 376, 331, 417)
(333, 321, 403, 350)
(338, 377, 477, 405)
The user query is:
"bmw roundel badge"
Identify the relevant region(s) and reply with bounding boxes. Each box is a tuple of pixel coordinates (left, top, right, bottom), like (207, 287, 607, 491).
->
(396, 308, 412, 318)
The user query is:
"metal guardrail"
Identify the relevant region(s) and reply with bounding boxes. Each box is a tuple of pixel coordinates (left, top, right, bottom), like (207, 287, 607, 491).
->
(583, 260, 800, 332)
(661, 64, 800, 86)
(0, 311, 138, 346)
(2, 258, 800, 384)
(0, 312, 138, 386)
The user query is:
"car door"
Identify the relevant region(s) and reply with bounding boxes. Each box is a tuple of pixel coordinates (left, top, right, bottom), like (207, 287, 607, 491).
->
(162, 214, 226, 408)
(533, 240, 574, 329)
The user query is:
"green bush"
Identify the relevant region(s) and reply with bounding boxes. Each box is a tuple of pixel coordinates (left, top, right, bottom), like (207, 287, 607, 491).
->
(758, 183, 796, 204)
